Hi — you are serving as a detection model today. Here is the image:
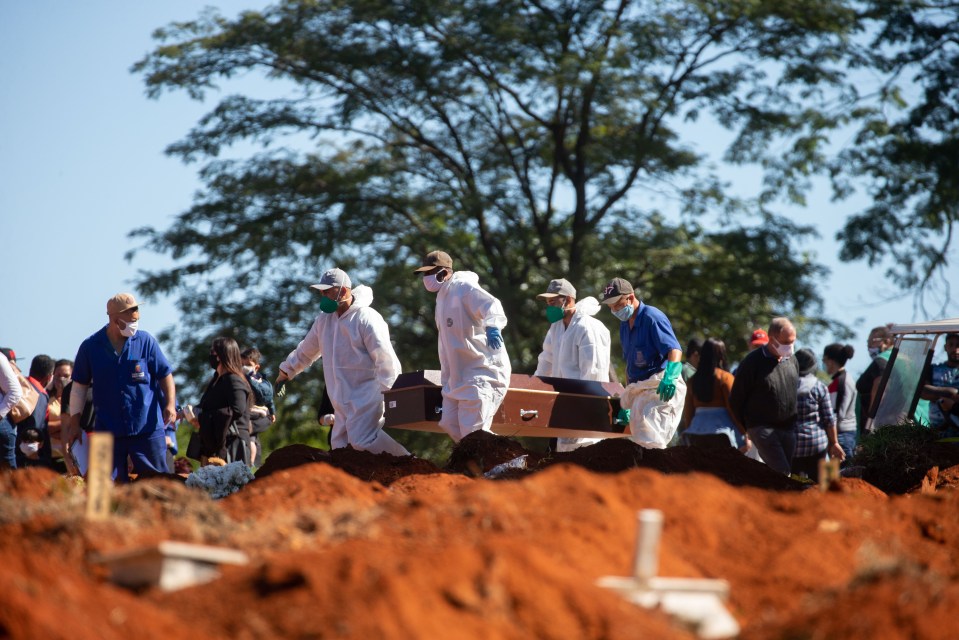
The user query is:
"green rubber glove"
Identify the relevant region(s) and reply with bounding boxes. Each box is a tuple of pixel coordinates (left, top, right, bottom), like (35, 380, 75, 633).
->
(657, 361, 683, 402)
(615, 408, 631, 426)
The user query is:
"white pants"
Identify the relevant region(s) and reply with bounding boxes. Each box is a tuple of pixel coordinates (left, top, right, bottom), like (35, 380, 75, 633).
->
(621, 371, 686, 449)
(439, 383, 508, 442)
(330, 404, 410, 457)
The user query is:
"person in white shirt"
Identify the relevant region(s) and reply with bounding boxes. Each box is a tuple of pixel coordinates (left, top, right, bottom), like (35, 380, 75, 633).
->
(0, 349, 24, 469)
(534, 278, 611, 451)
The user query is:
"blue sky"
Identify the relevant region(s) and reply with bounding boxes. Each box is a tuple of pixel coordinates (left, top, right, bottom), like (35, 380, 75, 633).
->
(2, 1, 953, 381)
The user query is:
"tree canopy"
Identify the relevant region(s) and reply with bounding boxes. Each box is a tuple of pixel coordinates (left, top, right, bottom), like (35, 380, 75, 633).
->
(130, 0, 867, 423)
(834, 0, 959, 316)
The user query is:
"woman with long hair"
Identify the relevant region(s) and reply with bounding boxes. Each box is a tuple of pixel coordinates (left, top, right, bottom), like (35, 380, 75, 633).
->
(193, 337, 253, 466)
(681, 338, 750, 451)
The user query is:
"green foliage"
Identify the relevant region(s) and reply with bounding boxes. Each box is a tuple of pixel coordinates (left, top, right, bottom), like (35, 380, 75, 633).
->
(130, 0, 862, 442)
(853, 419, 941, 493)
(854, 420, 937, 471)
(834, 0, 959, 315)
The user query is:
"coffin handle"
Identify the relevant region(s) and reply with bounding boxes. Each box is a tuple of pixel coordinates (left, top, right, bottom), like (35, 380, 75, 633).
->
(519, 409, 538, 420)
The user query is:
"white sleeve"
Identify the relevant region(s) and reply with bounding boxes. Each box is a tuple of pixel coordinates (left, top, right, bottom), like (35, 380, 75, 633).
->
(534, 326, 555, 377)
(466, 285, 508, 329)
(577, 321, 612, 382)
(69, 382, 90, 416)
(0, 354, 22, 419)
(279, 316, 325, 379)
(362, 310, 402, 393)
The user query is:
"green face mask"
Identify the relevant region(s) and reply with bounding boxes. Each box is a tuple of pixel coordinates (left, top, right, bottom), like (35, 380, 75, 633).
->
(319, 290, 341, 313)
(545, 305, 565, 324)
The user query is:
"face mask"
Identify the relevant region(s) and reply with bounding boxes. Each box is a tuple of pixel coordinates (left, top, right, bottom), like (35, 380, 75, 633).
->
(242, 365, 255, 375)
(119, 319, 139, 338)
(545, 305, 566, 324)
(20, 442, 41, 456)
(612, 304, 634, 322)
(423, 273, 446, 293)
(868, 346, 880, 358)
(208, 353, 219, 370)
(769, 340, 794, 358)
(319, 296, 340, 313)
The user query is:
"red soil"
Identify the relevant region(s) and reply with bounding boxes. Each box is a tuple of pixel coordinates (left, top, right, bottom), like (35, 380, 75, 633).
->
(2, 432, 959, 639)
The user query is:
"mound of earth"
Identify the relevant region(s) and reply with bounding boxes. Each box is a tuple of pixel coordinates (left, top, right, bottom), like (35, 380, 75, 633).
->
(3, 434, 959, 639)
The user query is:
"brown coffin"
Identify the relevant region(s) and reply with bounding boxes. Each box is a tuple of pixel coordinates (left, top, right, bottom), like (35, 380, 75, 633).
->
(383, 370, 444, 429)
(384, 371, 628, 439)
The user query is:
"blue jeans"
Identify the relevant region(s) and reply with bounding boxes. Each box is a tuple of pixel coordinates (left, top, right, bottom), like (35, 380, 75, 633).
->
(837, 430, 857, 465)
(683, 407, 746, 448)
(0, 416, 16, 469)
(747, 426, 796, 475)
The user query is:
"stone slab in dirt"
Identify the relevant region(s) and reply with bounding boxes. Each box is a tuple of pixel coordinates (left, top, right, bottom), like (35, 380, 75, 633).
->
(3, 433, 959, 640)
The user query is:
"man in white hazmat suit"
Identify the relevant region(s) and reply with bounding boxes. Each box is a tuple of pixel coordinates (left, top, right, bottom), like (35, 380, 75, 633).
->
(414, 250, 511, 441)
(274, 268, 410, 456)
(533, 278, 612, 452)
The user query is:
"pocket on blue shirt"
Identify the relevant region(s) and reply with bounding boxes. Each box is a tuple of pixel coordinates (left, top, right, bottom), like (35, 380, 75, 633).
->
(124, 359, 150, 384)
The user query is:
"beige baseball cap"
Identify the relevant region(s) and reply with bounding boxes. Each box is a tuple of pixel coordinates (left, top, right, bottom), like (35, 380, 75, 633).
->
(536, 278, 576, 300)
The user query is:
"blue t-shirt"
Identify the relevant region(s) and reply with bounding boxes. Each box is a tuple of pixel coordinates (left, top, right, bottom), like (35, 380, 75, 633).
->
(619, 303, 681, 383)
(72, 327, 173, 437)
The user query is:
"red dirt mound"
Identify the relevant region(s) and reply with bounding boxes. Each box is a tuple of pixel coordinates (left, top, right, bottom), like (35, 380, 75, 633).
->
(4, 449, 959, 639)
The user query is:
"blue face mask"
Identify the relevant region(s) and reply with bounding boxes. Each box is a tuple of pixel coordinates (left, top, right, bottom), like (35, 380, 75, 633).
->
(612, 304, 634, 322)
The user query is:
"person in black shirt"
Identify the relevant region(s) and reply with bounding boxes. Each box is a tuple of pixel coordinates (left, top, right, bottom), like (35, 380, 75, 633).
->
(729, 317, 800, 475)
(193, 337, 253, 466)
(855, 325, 894, 434)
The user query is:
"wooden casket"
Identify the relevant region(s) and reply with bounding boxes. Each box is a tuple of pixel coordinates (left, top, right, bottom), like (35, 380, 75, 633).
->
(384, 370, 629, 439)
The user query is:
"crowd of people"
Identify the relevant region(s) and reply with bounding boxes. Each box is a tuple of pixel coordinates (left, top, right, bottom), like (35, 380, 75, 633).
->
(2, 249, 958, 483)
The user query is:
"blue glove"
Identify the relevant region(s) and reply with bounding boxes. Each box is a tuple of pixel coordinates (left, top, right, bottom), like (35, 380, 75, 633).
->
(486, 326, 503, 350)
(657, 361, 683, 402)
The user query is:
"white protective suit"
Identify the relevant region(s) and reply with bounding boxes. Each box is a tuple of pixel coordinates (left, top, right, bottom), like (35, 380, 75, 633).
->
(279, 285, 409, 456)
(434, 271, 511, 441)
(534, 296, 612, 452)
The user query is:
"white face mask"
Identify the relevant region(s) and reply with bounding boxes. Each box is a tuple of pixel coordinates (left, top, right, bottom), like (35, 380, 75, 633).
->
(119, 319, 139, 338)
(242, 365, 255, 375)
(423, 273, 445, 293)
(867, 346, 880, 358)
(20, 442, 41, 456)
(769, 340, 794, 358)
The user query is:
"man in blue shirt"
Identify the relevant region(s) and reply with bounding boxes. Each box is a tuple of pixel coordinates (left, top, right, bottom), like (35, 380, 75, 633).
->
(64, 293, 177, 481)
(601, 277, 684, 448)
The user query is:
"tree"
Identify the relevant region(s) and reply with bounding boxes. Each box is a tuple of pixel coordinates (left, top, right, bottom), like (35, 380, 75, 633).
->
(835, 0, 959, 316)
(130, 0, 860, 426)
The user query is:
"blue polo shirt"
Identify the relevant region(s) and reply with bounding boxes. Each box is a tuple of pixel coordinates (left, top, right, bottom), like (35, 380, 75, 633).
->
(72, 327, 173, 437)
(619, 302, 681, 383)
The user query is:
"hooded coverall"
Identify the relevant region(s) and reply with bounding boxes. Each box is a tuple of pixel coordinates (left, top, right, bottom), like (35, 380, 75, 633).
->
(279, 285, 409, 456)
(434, 271, 511, 441)
(534, 296, 612, 451)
